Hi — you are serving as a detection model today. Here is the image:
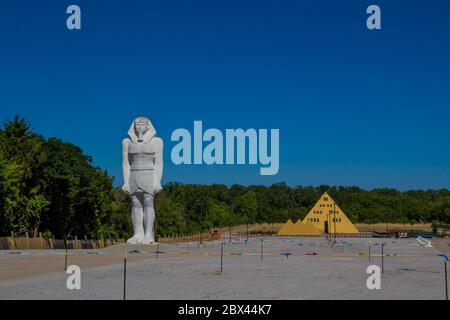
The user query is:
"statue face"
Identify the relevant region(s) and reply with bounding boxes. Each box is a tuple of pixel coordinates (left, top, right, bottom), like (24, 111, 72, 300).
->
(129, 117, 155, 143)
(134, 118, 149, 135)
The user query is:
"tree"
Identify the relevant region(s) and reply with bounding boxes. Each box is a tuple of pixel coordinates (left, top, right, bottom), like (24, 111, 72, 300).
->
(0, 153, 25, 234)
(155, 193, 186, 236)
(40, 138, 114, 238)
(235, 191, 257, 225)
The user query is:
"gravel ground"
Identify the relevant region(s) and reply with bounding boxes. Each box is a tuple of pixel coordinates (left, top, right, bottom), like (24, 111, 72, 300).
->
(0, 237, 448, 300)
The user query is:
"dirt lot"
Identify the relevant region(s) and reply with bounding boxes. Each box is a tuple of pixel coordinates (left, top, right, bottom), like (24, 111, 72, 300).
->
(0, 237, 448, 300)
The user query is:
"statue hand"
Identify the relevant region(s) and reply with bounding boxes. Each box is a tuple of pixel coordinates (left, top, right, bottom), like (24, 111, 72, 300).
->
(122, 184, 131, 194)
(153, 184, 163, 194)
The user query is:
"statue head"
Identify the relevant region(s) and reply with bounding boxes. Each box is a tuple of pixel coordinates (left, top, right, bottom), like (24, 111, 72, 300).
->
(128, 117, 156, 143)
(134, 117, 150, 142)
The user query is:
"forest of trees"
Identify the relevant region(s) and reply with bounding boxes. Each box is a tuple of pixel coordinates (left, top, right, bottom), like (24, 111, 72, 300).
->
(1, 117, 449, 239)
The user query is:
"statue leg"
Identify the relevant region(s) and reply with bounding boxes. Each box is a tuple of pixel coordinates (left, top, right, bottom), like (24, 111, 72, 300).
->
(142, 193, 156, 244)
(127, 194, 145, 244)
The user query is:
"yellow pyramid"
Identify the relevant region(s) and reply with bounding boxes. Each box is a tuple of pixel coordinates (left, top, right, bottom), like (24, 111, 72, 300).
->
(299, 220, 322, 236)
(277, 219, 321, 236)
(303, 192, 359, 234)
(278, 219, 297, 235)
(277, 192, 359, 236)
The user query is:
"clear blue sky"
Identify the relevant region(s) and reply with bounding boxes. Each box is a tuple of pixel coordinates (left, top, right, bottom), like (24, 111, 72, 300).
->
(1, 0, 449, 190)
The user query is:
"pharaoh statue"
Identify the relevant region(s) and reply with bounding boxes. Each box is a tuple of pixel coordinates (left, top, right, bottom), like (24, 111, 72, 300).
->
(122, 117, 163, 245)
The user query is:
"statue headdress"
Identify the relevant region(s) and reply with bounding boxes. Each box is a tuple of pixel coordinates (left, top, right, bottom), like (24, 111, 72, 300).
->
(127, 117, 157, 144)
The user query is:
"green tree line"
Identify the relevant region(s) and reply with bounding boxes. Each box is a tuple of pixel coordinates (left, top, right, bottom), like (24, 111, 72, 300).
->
(1, 117, 449, 239)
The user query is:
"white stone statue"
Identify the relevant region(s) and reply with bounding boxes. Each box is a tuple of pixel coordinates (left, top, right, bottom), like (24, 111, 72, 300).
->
(122, 117, 163, 245)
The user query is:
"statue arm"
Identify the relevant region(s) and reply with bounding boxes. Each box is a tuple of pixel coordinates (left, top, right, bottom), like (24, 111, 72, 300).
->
(154, 138, 164, 193)
(122, 139, 131, 192)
